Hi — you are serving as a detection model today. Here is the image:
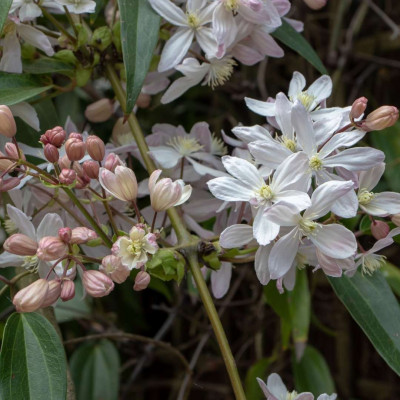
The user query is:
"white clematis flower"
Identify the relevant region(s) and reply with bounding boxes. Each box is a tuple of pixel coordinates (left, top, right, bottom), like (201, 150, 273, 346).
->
(54, 0, 96, 14)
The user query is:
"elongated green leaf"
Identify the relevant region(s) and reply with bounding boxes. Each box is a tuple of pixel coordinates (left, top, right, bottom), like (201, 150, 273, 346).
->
(0, 0, 12, 35)
(0, 312, 67, 400)
(288, 270, 311, 360)
(328, 271, 400, 375)
(118, 0, 160, 111)
(271, 20, 327, 74)
(23, 58, 74, 75)
(70, 339, 120, 400)
(292, 345, 335, 396)
(0, 72, 52, 105)
(245, 358, 272, 400)
(382, 262, 400, 298)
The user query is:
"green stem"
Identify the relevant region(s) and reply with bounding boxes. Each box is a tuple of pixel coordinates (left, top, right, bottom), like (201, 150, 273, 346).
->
(105, 64, 245, 399)
(41, 8, 76, 43)
(63, 187, 113, 248)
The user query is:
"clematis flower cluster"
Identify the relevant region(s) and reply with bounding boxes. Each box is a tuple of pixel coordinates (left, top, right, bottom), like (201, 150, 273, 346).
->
(148, 0, 303, 103)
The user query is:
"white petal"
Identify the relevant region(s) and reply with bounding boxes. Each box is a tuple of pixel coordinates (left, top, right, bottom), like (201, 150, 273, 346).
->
(9, 102, 40, 131)
(244, 97, 275, 116)
(248, 139, 292, 169)
(358, 163, 385, 191)
(148, 0, 187, 26)
(269, 229, 300, 279)
(207, 177, 254, 201)
(219, 224, 254, 248)
(319, 130, 366, 158)
(0, 252, 24, 268)
(323, 148, 385, 171)
(158, 28, 194, 72)
(222, 156, 263, 188)
(6, 204, 36, 239)
(196, 28, 217, 57)
(331, 189, 358, 218)
(256, 378, 271, 398)
(37, 213, 64, 239)
(0, 31, 22, 73)
(211, 262, 232, 298)
(362, 192, 400, 216)
(264, 204, 300, 226)
(274, 190, 311, 211)
(17, 24, 54, 56)
(253, 207, 279, 245)
(307, 75, 332, 105)
(232, 125, 271, 143)
(275, 92, 293, 138)
(291, 102, 317, 156)
(311, 224, 356, 259)
(255, 245, 272, 285)
(314, 116, 343, 145)
(187, 156, 229, 177)
(316, 250, 344, 277)
(161, 76, 201, 103)
(266, 373, 289, 398)
(288, 71, 306, 98)
(148, 146, 181, 168)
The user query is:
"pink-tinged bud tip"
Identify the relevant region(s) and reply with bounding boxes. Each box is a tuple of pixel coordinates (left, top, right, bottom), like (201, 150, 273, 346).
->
(100, 255, 130, 284)
(40, 279, 62, 308)
(4, 143, 21, 160)
(13, 279, 49, 312)
(133, 271, 151, 291)
(82, 270, 115, 297)
(82, 160, 100, 179)
(59, 168, 77, 185)
(99, 166, 138, 202)
(4, 233, 37, 256)
(86, 135, 105, 161)
(0, 105, 17, 138)
(44, 144, 59, 163)
(58, 227, 72, 243)
(70, 227, 97, 244)
(361, 106, 399, 132)
(43, 126, 66, 148)
(84, 99, 113, 123)
(0, 177, 21, 192)
(60, 279, 75, 301)
(303, 0, 327, 10)
(350, 97, 368, 120)
(104, 153, 124, 172)
(65, 138, 86, 161)
(371, 220, 390, 240)
(37, 236, 68, 261)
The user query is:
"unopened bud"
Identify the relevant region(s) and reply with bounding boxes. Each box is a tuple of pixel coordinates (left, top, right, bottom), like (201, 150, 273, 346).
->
(65, 138, 86, 161)
(371, 220, 390, 240)
(69, 132, 83, 140)
(83, 160, 99, 179)
(58, 155, 71, 170)
(84, 99, 113, 123)
(362, 106, 399, 132)
(391, 214, 400, 227)
(70, 227, 97, 244)
(303, 0, 327, 10)
(59, 168, 76, 185)
(43, 126, 66, 147)
(60, 279, 75, 301)
(4, 143, 21, 160)
(0, 150, 15, 172)
(136, 93, 151, 109)
(0, 105, 17, 138)
(13, 279, 49, 312)
(4, 233, 37, 255)
(104, 153, 123, 172)
(99, 166, 138, 202)
(58, 227, 72, 243)
(86, 135, 105, 161)
(100, 255, 130, 283)
(0, 177, 21, 192)
(40, 279, 62, 308)
(133, 271, 151, 291)
(37, 236, 68, 261)
(350, 97, 368, 120)
(75, 175, 90, 189)
(82, 270, 115, 297)
(44, 144, 59, 163)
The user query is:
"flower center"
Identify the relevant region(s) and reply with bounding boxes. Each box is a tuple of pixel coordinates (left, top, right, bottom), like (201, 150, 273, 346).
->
(286, 391, 299, 400)
(22, 255, 39, 271)
(358, 189, 375, 205)
(309, 154, 323, 170)
(258, 184, 274, 201)
(186, 12, 200, 28)
(167, 136, 204, 156)
(211, 134, 228, 156)
(295, 91, 315, 111)
(224, 0, 239, 12)
(282, 137, 296, 152)
(206, 58, 237, 89)
(3, 218, 17, 235)
(127, 240, 144, 257)
(299, 217, 319, 236)
(361, 254, 385, 275)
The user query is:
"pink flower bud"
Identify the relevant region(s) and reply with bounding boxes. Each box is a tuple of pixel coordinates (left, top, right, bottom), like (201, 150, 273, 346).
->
(86, 135, 105, 161)
(303, 0, 327, 10)
(0, 177, 21, 192)
(70, 227, 97, 244)
(40, 279, 62, 308)
(0, 105, 17, 138)
(104, 153, 123, 172)
(0, 150, 15, 172)
(37, 236, 68, 261)
(4, 233, 37, 255)
(13, 279, 49, 312)
(99, 166, 138, 202)
(83, 160, 99, 179)
(44, 126, 66, 147)
(148, 169, 192, 211)
(69, 132, 83, 140)
(391, 214, 400, 227)
(75, 175, 90, 189)
(100, 255, 130, 283)
(59, 168, 76, 185)
(136, 93, 151, 109)
(350, 97, 368, 120)
(4, 143, 21, 160)
(82, 270, 114, 297)
(361, 106, 399, 132)
(133, 271, 150, 291)
(58, 155, 71, 170)
(65, 138, 86, 161)
(44, 144, 59, 163)
(84, 99, 113, 123)
(371, 220, 390, 240)
(60, 279, 75, 301)
(58, 227, 72, 243)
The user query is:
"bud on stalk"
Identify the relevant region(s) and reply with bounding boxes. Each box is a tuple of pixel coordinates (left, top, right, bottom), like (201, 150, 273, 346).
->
(84, 99, 113, 123)
(350, 97, 368, 120)
(65, 138, 86, 161)
(0, 105, 17, 138)
(40, 280, 62, 308)
(86, 135, 105, 161)
(361, 106, 399, 131)
(82, 270, 115, 297)
(60, 279, 75, 301)
(37, 236, 68, 261)
(371, 220, 390, 240)
(4, 233, 37, 255)
(13, 279, 49, 312)
(133, 271, 151, 291)
(83, 160, 100, 179)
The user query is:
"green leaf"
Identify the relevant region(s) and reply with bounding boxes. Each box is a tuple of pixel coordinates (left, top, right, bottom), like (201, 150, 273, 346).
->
(117, 0, 160, 111)
(245, 358, 272, 400)
(0, 312, 67, 400)
(70, 339, 120, 400)
(287, 270, 311, 360)
(292, 345, 335, 396)
(328, 270, 400, 376)
(0, 72, 52, 105)
(0, 0, 12, 35)
(271, 20, 327, 75)
(381, 262, 400, 298)
(370, 122, 400, 192)
(23, 58, 75, 75)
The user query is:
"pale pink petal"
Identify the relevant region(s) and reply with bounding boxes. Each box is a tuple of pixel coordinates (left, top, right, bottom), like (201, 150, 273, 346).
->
(362, 192, 400, 216)
(255, 245, 272, 285)
(253, 207, 279, 245)
(291, 102, 317, 156)
(0, 31, 22, 73)
(220, 224, 254, 248)
(288, 71, 306, 99)
(6, 204, 35, 239)
(323, 148, 385, 171)
(17, 24, 54, 56)
(358, 163, 385, 191)
(211, 262, 232, 298)
(148, 0, 187, 26)
(207, 177, 254, 201)
(307, 75, 332, 105)
(221, 156, 263, 188)
(244, 97, 275, 116)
